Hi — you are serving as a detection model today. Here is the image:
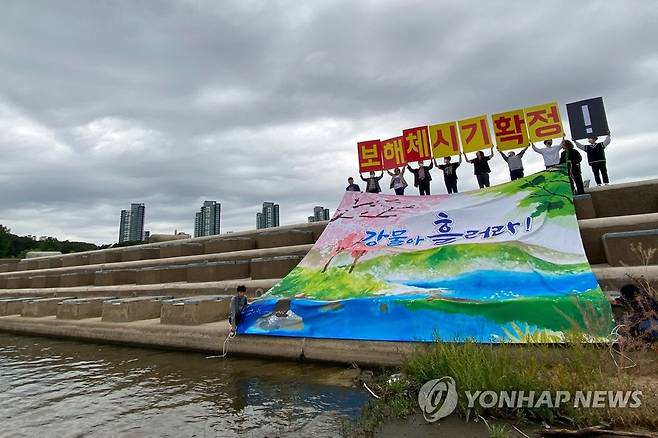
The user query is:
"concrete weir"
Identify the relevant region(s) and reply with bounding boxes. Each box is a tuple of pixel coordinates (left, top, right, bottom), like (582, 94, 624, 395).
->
(0, 315, 420, 367)
(0, 179, 657, 366)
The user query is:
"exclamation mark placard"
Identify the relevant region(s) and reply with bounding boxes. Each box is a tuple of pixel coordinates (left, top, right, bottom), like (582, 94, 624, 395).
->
(581, 105, 593, 134)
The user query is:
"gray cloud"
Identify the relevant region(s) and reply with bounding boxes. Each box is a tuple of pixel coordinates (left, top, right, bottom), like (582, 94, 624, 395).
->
(0, 0, 657, 243)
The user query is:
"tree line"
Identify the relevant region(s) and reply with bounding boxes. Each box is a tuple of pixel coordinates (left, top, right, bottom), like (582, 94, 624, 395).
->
(0, 224, 107, 258)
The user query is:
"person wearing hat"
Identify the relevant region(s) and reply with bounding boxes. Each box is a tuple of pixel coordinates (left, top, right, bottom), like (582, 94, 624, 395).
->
(532, 137, 565, 169)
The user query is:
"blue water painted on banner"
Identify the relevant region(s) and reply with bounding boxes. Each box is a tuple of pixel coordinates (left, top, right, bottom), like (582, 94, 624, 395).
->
(398, 270, 599, 301)
(239, 296, 566, 343)
(238, 269, 599, 342)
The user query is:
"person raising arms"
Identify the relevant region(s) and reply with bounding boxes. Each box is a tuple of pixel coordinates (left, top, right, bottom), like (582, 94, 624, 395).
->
(387, 167, 408, 195)
(463, 147, 494, 188)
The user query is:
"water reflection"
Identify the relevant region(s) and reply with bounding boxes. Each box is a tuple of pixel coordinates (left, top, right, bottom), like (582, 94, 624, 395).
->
(0, 333, 368, 437)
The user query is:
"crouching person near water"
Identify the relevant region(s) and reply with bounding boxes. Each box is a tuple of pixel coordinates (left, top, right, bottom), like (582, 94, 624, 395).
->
(229, 285, 249, 333)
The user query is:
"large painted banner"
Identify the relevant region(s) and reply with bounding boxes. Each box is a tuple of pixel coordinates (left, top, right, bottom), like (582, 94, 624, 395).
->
(239, 166, 614, 343)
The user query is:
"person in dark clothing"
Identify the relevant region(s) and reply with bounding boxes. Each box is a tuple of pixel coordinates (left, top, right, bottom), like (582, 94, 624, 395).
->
(406, 160, 434, 195)
(229, 285, 249, 333)
(463, 148, 493, 188)
(614, 284, 658, 342)
(360, 171, 384, 193)
(345, 177, 361, 192)
(498, 145, 529, 181)
(559, 140, 585, 195)
(434, 155, 461, 194)
(574, 135, 611, 186)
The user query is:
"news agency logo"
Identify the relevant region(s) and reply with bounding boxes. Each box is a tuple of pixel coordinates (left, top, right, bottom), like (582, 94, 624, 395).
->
(417, 376, 459, 422)
(418, 376, 643, 423)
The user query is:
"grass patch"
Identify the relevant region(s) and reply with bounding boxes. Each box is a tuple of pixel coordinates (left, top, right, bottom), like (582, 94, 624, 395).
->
(351, 339, 658, 435)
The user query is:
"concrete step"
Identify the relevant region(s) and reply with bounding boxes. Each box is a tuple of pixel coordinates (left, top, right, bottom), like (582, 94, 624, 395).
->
(22, 297, 72, 317)
(0, 259, 20, 273)
(160, 295, 232, 325)
(57, 296, 118, 320)
(0, 222, 327, 273)
(586, 178, 658, 218)
(102, 296, 172, 323)
(203, 237, 255, 254)
(0, 244, 311, 288)
(574, 194, 596, 220)
(591, 264, 658, 292)
(158, 242, 203, 259)
(0, 278, 278, 299)
(0, 297, 40, 316)
(602, 229, 658, 267)
(0, 315, 429, 366)
(250, 255, 304, 280)
(578, 213, 658, 264)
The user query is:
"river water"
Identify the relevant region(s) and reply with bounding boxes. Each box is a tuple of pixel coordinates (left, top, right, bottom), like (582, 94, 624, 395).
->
(0, 333, 370, 437)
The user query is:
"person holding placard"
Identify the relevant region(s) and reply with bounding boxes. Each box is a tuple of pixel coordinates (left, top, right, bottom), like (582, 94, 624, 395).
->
(406, 161, 434, 195)
(559, 140, 585, 195)
(434, 155, 461, 194)
(345, 177, 361, 192)
(360, 171, 384, 193)
(574, 135, 611, 186)
(531, 137, 565, 169)
(386, 167, 408, 195)
(463, 148, 493, 189)
(498, 145, 529, 181)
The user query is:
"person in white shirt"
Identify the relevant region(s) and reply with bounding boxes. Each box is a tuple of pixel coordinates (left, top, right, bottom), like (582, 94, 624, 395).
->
(531, 137, 565, 169)
(574, 135, 611, 186)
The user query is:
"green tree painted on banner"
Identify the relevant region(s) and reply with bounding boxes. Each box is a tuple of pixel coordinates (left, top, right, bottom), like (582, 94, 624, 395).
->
(483, 165, 574, 218)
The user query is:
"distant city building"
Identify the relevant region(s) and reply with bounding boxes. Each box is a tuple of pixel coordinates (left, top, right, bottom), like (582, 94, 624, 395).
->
(144, 230, 150, 242)
(118, 203, 146, 243)
(308, 206, 330, 223)
(256, 202, 280, 229)
(194, 201, 221, 237)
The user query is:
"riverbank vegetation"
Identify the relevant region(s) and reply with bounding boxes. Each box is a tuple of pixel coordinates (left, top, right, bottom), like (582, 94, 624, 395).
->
(349, 279, 658, 437)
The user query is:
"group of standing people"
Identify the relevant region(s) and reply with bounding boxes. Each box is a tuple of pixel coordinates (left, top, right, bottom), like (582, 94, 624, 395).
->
(348, 135, 612, 196)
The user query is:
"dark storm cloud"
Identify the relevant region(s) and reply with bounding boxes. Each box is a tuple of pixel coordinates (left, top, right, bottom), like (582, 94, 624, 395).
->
(0, 0, 657, 243)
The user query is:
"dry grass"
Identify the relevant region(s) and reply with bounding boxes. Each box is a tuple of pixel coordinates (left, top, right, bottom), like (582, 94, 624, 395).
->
(351, 249, 658, 435)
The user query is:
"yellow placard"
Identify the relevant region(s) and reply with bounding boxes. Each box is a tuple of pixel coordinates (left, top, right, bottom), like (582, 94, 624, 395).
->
(491, 109, 529, 151)
(458, 115, 493, 153)
(429, 122, 461, 158)
(524, 101, 564, 142)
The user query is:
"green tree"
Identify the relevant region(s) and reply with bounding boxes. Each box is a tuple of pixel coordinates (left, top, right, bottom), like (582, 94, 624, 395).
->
(482, 165, 574, 218)
(0, 225, 13, 257)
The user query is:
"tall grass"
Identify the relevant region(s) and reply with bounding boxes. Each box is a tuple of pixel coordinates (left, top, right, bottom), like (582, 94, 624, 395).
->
(350, 244, 658, 435)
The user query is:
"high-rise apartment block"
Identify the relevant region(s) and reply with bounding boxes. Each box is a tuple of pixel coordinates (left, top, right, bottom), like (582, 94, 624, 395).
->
(256, 202, 280, 229)
(308, 206, 330, 223)
(118, 203, 146, 243)
(194, 201, 221, 237)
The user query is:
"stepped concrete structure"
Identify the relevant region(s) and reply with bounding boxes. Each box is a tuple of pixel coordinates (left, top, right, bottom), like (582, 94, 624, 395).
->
(0, 179, 657, 366)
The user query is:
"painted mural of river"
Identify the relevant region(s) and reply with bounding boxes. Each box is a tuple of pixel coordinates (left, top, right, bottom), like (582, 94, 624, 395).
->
(0, 333, 369, 437)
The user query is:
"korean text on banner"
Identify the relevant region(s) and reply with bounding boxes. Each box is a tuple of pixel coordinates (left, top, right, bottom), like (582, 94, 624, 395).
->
(239, 167, 615, 343)
(381, 136, 407, 170)
(402, 126, 432, 163)
(429, 122, 461, 158)
(492, 109, 529, 151)
(524, 101, 564, 142)
(357, 140, 383, 173)
(458, 115, 493, 153)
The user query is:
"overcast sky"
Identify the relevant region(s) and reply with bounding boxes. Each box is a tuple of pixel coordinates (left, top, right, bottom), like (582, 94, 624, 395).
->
(1, 1, 657, 244)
